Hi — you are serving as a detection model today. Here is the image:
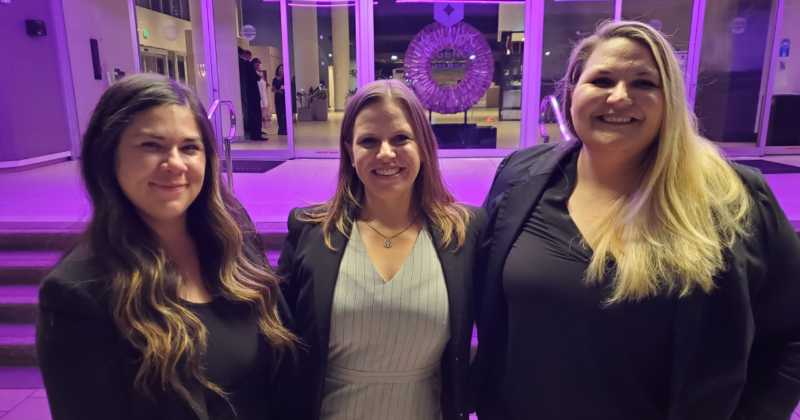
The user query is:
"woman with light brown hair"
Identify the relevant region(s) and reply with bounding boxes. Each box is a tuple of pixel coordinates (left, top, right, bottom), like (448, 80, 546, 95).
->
(36, 74, 296, 420)
(278, 78, 486, 420)
(472, 20, 800, 420)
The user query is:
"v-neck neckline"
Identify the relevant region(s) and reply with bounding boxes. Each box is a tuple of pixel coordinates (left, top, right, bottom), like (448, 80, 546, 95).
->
(353, 222, 425, 284)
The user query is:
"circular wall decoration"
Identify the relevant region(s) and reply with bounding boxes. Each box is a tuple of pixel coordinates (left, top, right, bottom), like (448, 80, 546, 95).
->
(404, 21, 494, 114)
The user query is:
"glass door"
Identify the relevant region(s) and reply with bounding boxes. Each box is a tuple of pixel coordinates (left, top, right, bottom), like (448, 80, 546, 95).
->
(370, 0, 528, 157)
(207, 0, 294, 160)
(763, 0, 800, 154)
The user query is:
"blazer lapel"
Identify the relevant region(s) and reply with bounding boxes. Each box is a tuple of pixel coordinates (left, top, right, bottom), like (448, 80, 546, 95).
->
(313, 226, 349, 362)
(489, 144, 577, 272)
(430, 226, 465, 352)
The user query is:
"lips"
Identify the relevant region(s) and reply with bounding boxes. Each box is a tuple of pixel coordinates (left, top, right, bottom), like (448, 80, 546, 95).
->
(598, 115, 637, 124)
(151, 183, 188, 191)
(372, 167, 404, 176)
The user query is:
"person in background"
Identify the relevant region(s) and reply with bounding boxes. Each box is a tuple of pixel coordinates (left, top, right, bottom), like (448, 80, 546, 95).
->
(239, 48, 266, 141)
(36, 74, 296, 420)
(272, 64, 287, 136)
(471, 20, 800, 420)
(252, 59, 271, 140)
(278, 79, 486, 420)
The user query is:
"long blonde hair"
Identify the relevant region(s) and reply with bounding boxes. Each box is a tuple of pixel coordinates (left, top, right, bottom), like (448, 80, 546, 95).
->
(300, 79, 470, 249)
(81, 74, 296, 411)
(557, 21, 752, 303)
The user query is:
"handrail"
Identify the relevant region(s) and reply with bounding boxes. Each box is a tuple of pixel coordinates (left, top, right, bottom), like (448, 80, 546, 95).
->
(539, 95, 572, 144)
(207, 99, 237, 191)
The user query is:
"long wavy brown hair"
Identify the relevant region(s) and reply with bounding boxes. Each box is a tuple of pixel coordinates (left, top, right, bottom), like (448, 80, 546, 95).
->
(300, 79, 471, 249)
(80, 74, 295, 411)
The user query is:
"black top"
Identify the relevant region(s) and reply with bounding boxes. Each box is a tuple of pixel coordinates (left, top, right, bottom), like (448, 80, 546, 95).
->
(183, 298, 276, 420)
(272, 77, 285, 103)
(502, 150, 674, 419)
(37, 236, 295, 420)
(472, 142, 800, 420)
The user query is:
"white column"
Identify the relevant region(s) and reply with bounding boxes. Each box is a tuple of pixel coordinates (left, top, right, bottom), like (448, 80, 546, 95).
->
(292, 6, 320, 100)
(332, 6, 350, 111)
(355, 0, 374, 85)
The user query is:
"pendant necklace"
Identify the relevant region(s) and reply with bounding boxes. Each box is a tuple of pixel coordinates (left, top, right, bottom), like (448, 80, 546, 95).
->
(363, 215, 418, 248)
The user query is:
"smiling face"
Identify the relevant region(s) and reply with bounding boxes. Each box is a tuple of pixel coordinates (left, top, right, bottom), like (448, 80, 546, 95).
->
(349, 99, 421, 205)
(115, 104, 206, 228)
(571, 37, 665, 155)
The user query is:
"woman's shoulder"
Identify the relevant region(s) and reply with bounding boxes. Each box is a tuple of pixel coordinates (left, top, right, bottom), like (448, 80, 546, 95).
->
(460, 205, 488, 230)
(39, 245, 110, 316)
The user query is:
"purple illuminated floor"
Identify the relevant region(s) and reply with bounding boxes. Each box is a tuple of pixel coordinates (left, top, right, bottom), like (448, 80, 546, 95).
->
(0, 157, 798, 419)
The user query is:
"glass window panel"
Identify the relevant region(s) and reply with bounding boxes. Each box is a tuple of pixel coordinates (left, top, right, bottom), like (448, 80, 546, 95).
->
(287, 3, 357, 150)
(540, 0, 613, 143)
(765, 0, 799, 148)
(374, 0, 525, 150)
(694, 0, 777, 147)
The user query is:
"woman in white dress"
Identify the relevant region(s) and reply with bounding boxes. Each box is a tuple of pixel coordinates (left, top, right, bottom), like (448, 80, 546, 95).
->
(252, 59, 273, 134)
(278, 79, 487, 420)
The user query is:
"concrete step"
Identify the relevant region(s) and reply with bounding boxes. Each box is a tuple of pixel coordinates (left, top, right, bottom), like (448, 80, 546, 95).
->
(0, 229, 81, 252)
(0, 286, 38, 324)
(0, 252, 61, 286)
(0, 324, 36, 367)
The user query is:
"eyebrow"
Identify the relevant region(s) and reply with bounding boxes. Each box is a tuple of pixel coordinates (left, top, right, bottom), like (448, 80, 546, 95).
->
(596, 69, 659, 77)
(139, 131, 202, 142)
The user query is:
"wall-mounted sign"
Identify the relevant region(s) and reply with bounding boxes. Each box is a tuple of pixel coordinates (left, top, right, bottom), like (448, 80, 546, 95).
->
(779, 39, 790, 58)
(404, 21, 494, 114)
(730, 17, 747, 35)
(242, 25, 257, 41)
(162, 24, 178, 42)
(434, 3, 463, 27)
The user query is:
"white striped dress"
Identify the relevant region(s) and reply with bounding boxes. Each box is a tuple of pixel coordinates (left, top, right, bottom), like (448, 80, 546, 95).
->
(319, 223, 450, 420)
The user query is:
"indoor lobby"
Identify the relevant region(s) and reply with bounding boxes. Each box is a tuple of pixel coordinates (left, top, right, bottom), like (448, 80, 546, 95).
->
(1, 0, 800, 418)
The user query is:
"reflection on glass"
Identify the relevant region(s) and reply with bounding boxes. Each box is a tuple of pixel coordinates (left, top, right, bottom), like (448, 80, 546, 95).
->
(765, 0, 800, 148)
(374, 0, 525, 150)
(622, 0, 694, 75)
(540, 0, 613, 143)
(288, 4, 357, 151)
(694, 0, 776, 146)
(234, 0, 289, 150)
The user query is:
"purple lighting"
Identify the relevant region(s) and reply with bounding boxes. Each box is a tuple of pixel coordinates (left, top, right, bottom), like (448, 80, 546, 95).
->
(289, 2, 355, 6)
(397, 0, 524, 3)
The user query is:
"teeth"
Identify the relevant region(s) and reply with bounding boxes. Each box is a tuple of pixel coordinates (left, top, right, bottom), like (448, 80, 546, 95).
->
(602, 115, 633, 123)
(375, 168, 401, 176)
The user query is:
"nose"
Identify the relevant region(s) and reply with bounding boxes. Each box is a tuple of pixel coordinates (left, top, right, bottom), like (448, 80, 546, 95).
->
(161, 146, 188, 173)
(376, 140, 396, 160)
(607, 81, 633, 106)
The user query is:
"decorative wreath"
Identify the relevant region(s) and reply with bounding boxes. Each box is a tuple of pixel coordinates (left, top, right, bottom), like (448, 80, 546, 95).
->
(404, 21, 494, 114)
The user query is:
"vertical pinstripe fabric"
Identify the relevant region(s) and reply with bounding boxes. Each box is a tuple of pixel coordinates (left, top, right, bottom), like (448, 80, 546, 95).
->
(319, 223, 450, 420)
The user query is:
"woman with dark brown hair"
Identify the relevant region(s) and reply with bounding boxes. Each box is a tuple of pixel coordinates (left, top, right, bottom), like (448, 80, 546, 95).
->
(278, 79, 486, 420)
(36, 74, 296, 420)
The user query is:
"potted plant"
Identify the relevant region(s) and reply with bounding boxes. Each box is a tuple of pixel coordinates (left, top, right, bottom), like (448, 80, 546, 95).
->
(296, 89, 313, 121)
(344, 88, 357, 107)
(310, 86, 329, 121)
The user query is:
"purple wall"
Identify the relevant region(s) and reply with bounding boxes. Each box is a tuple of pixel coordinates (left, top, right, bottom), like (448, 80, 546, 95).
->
(0, 0, 72, 163)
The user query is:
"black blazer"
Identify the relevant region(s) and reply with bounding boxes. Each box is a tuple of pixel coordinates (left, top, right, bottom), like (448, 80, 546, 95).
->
(36, 238, 294, 420)
(471, 142, 800, 420)
(277, 205, 488, 420)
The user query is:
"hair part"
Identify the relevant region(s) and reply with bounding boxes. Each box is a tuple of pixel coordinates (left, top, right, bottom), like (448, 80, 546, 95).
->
(298, 79, 471, 249)
(80, 73, 295, 411)
(555, 20, 752, 303)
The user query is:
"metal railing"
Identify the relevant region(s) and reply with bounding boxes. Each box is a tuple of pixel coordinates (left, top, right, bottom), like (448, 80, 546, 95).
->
(539, 95, 572, 144)
(207, 99, 236, 191)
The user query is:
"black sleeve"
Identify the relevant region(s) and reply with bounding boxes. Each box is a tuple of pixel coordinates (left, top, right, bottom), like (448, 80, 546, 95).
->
(732, 170, 800, 420)
(36, 276, 134, 420)
(277, 208, 304, 314)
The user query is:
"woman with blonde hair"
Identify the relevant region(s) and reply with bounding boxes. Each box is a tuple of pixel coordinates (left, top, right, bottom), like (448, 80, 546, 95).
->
(278, 78, 486, 420)
(37, 74, 296, 420)
(472, 20, 800, 420)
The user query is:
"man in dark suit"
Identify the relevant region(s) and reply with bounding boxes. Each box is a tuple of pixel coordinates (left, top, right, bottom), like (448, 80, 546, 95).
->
(238, 47, 266, 140)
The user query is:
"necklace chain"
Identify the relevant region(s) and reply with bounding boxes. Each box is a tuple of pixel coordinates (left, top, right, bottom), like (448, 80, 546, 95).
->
(362, 215, 418, 248)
